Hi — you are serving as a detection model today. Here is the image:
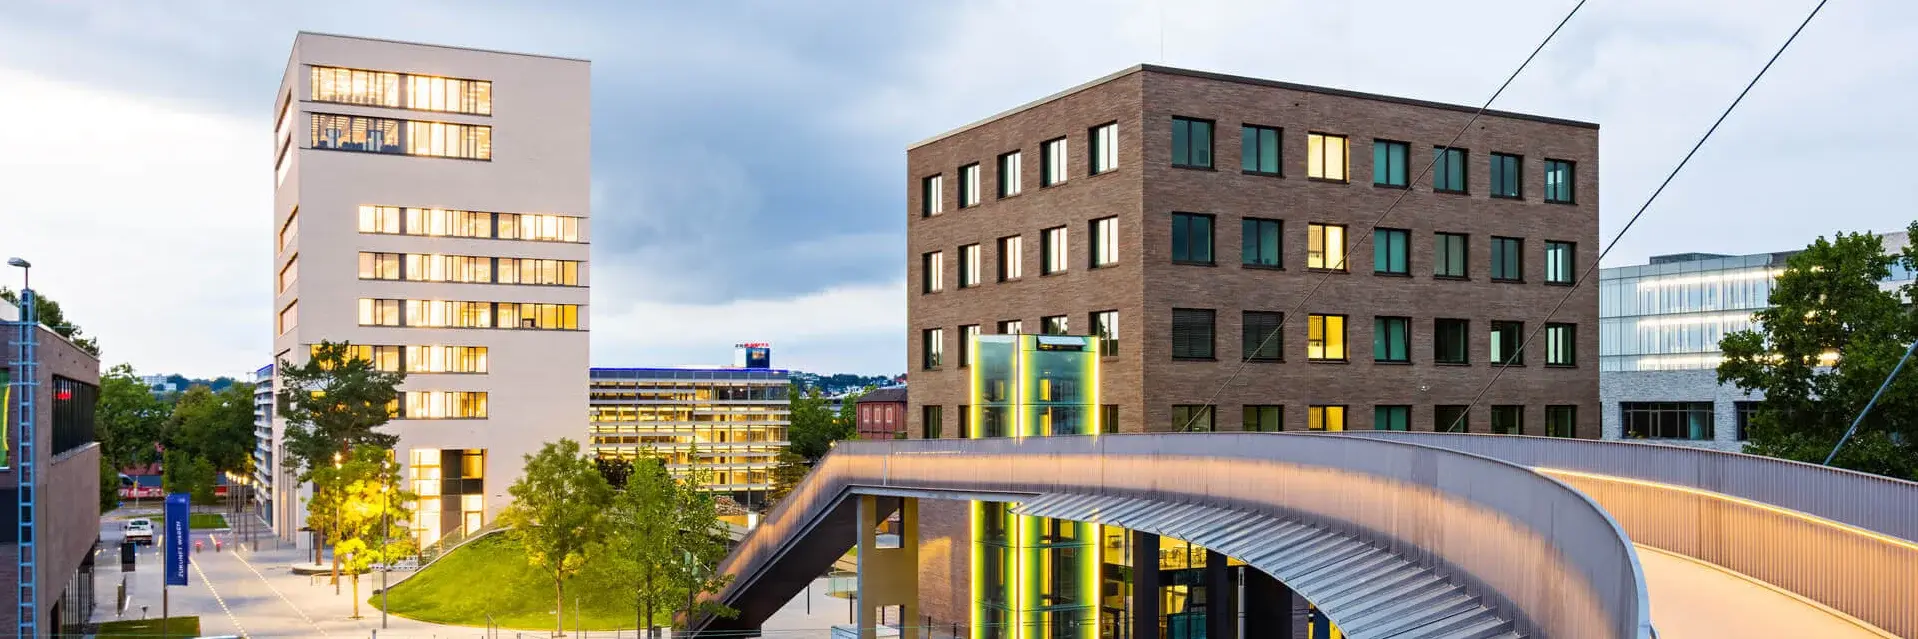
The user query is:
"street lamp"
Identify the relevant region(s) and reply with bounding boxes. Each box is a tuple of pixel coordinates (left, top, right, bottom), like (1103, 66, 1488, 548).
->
(380, 481, 390, 629)
(332, 452, 343, 595)
(6, 257, 28, 291)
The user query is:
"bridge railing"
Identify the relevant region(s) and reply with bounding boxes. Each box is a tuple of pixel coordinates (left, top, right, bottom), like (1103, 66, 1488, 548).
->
(708, 434, 1654, 639)
(1337, 432, 1918, 637)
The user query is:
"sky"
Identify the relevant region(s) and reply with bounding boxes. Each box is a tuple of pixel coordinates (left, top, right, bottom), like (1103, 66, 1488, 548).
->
(1, 0, 1913, 379)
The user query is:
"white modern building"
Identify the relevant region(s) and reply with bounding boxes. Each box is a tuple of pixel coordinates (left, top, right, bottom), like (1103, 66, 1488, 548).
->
(270, 32, 591, 545)
(251, 363, 273, 519)
(1599, 231, 1913, 451)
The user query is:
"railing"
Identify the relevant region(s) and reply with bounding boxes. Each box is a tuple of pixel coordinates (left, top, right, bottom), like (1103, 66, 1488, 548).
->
(1337, 432, 1918, 638)
(702, 434, 1653, 639)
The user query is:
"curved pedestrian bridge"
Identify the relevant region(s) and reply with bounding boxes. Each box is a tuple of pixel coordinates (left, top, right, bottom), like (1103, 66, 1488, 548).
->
(691, 433, 1915, 638)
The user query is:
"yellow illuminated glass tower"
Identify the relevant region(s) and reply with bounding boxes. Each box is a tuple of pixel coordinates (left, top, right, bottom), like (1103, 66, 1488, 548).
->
(970, 334, 1100, 639)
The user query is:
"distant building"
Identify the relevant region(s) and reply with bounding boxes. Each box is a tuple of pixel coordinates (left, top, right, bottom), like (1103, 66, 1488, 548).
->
(588, 367, 791, 508)
(139, 374, 178, 394)
(854, 386, 908, 440)
(250, 363, 274, 520)
(1598, 231, 1914, 452)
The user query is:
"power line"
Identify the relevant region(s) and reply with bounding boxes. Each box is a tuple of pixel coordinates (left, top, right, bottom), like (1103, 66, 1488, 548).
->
(1179, 0, 1589, 432)
(1449, 0, 1832, 433)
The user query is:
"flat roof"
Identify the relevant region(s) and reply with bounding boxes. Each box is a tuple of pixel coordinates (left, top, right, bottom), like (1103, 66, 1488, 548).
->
(590, 367, 791, 380)
(910, 64, 1597, 151)
(295, 31, 591, 63)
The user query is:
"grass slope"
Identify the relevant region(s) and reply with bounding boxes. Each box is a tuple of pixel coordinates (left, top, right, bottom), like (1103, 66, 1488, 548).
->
(97, 616, 201, 638)
(188, 513, 228, 529)
(376, 533, 667, 632)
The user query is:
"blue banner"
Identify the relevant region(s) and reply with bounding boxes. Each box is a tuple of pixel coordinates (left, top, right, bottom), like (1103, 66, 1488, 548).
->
(164, 493, 190, 586)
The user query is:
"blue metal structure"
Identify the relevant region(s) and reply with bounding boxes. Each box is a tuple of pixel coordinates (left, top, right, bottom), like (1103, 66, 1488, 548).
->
(8, 289, 38, 639)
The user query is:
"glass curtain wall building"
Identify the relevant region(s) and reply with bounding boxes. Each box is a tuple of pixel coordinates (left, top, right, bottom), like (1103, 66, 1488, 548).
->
(588, 368, 791, 507)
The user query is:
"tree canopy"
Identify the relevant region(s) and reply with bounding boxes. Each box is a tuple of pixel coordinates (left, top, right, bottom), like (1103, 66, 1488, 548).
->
(1718, 223, 1918, 479)
(277, 341, 405, 479)
(167, 382, 257, 476)
(787, 384, 863, 462)
(500, 439, 614, 639)
(1, 286, 100, 357)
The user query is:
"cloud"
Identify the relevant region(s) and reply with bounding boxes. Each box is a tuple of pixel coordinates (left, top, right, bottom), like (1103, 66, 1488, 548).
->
(591, 280, 904, 374)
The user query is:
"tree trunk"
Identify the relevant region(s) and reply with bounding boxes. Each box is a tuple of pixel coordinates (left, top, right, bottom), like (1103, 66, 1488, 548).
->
(555, 577, 566, 638)
(350, 572, 361, 618)
(645, 571, 655, 639)
(331, 542, 341, 592)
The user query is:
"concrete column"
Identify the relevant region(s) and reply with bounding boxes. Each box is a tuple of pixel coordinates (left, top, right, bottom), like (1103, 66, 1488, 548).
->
(1205, 551, 1235, 639)
(1129, 531, 1160, 639)
(858, 496, 920, 639)
(1242, 568, 1304, 639)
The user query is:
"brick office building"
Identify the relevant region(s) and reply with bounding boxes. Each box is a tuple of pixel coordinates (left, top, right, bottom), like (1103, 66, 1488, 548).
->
(854, 386, 908, 440)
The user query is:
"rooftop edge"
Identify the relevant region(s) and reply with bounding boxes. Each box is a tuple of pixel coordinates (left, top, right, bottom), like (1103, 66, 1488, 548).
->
(295, 31, 592, 64)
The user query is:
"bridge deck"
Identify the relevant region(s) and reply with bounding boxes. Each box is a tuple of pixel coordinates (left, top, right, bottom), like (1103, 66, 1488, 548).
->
(1636, 545, 1894, 638)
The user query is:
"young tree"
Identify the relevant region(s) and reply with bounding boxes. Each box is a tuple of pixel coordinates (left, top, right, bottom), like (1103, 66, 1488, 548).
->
(499, 439, 613, 637)
(787, 385, 855, 462)
(0, 287, 100, 356)
(592, 456, 680, 637)
(277, 341, 405, 479)
(327, 446, 414, 619)
(766, 448, 809, 505)
(1719, 223, 1918, 479)
(161, 451, 218, 506)
(167, 383, 257, 477)
(669, 462, 737, 631)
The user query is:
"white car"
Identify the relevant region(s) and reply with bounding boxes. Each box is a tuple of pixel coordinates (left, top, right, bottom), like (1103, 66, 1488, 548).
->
(123, 518, 155, 545)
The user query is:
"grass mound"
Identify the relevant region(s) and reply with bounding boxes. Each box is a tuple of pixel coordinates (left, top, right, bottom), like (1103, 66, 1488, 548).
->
(376, 533, 664, 632)
(96, 616, 200, 638)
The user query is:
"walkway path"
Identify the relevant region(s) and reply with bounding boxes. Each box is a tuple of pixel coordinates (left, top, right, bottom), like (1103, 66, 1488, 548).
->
(1637, 545, 1895, 638)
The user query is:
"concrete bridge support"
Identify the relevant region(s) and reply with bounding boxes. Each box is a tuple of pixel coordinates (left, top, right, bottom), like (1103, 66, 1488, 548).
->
(857, 495, 920, 639)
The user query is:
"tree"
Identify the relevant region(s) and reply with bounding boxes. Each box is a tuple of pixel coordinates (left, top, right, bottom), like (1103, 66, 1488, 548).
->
(326, 447, 414, 619)
(0, 287, 100, 357)
(766, 448, 809, 504)
(167, 383, 256, 477)
(1718, 223, 1918, 480)
(162, 451, 217, 506)
(787, 385, 856, 462)
(500, 439, 613, 637)
(595, 457, 636, 490)
(592, 457, 681, 637)
(277, 341, 405, 480)
(96, 364, 168, 510)
(667, 462, 737, 631)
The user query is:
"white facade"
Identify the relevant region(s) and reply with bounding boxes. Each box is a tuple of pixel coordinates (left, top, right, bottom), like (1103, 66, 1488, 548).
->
(270, 32, 591, 545)
(251, 363, 274, 514)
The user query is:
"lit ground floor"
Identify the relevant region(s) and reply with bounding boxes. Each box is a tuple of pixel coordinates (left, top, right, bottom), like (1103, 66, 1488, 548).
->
(1600, 369, 1763, 452)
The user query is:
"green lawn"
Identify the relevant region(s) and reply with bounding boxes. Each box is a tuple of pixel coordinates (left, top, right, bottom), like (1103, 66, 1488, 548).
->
(376, 533, 669, 632)
(96, 616, 201, 638)
(187, 513, 228, 529)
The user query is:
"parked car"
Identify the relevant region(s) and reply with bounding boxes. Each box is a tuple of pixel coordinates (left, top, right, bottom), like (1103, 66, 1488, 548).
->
(123, 518, 155, 545)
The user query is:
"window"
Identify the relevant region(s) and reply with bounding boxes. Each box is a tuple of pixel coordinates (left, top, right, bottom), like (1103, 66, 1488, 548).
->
(1090, 217, 1119, 267)
(959, 244, 982, 288)
(1307, 314, 1347, 361)
(279, 207, 299, 252)
(1374, 317, 1410, 363)
(1492, 406, 1524, 434)
(499, 213, 582, 242)
(356, 206, 583, 242)
(497, 303, 581, 330)
(1374, 405, 1410, 431)
(310, 66, 492, 115)
(497, 258, 583, 286)
(1735, 401, 1759, 441)
(402, 254, 491, 283)
(278, 301, 299, 334)
(403, 345, 489, 374)
(1307, 223, 1346, 271)
(359, 252, 403, 280)
(1374, 228, 1409, 275)
(1042, 226, 1069, 274)
(959, 163, 981, 208)
(959, 325, 980, 368)
(1241, 125, 1281, 175)
(1171, 213, 1215, 265)
(1090, 122, 1119, 174)
(1101, 405, 1119, 433)
(1042, 315, 1069, 335)
(1372, 140, 1408, 187)
(1242, 311, 1283, 362)
(1492, 237, 1524, 281)
(399, 391, 489, 419)
(922, 251, 944, 293)
(1244, 405, 1282, 432)
(278, 256, 299, 293)
(923, 406, 943, 439)
(1307, 406, 1346, 431)
(998, 236, 1024, 281)
(998, 151, 1023, 198)
(998, 320, 1023, 334)
(1242, 218, 1282, 268)
(1545, 323, 1576, 367)
(1307, 133, 1348, 181)
(922, 328, 944, 369)
(1436, 405, 1470, 432)
(1171, 117, 1213, 169)
(1434, 232, 1468, 278)
(1491, 321, 1524, 365)
(1621, 402, 1714, 440)
(1547, 405, 1577, 438)
(358, 298, 400, 326)
(51, 376, 97, 456)
(1043, 137, 1068, 186)
(1172, 308, 1216, 360)
(1435, 319, 1469, 364)
(1091, 310, 1119, 357)
(1490, 153, 1522, 198)
(1172, 405, 1215, 432)
(1433, 147, 1467, 193)
(1545, 241, 1576, 285)
(309, 66, 401, 108)
(958, 405, 971, 439)
(921, 175, 943, 216)
(1544, 159, 1576, 203)
(310, 113, 491, 160)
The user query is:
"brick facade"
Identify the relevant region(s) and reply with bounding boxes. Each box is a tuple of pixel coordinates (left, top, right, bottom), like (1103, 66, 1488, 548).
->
(0, 323, 103, 634)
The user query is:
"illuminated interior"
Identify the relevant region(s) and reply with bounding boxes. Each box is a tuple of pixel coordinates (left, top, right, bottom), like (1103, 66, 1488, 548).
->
(357, 205, 583, 242)
(588, 369, 791, 504)
(355, 299, 581, 330)
(310, 65, 492, 115)
(407, 448, 487, 544)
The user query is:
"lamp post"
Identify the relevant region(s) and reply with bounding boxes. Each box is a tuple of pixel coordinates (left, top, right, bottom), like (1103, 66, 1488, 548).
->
(7, 257, 29, 292)
(332, 451, 342, 595)
(380, 480, 390, 629)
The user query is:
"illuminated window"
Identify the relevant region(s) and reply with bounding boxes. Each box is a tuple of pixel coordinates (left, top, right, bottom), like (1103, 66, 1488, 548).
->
(922, 328, 944, 369)
(1492, 237, 1523, 281)
(1307, 223, 1346, 271)
(309, 66, 492, 115)
(1491, 321, 1524, 365)
(1090, 217, 1119, 267)
(500, 303, 580, 330)
(1241, 125, 1280, 175)
(1545, 323, 1576, 366)
(1544, 159, 1576, 203)
(359, 205, 402, 234)
(498, 258, 582, 286)
(310, 66, 400, 107)
(1374, 316, 1409, 363)
(1244, 405, 1281, 432)
(1435, 232, 1468, 278)
(1374, 405, 1410, 431)
(359, 252, 403, 280)
(1372, 140, 1408, 186)
(921, 175, 943, 216)
(1242, 218, 1280, 267)
(959, 244, 982, 288)
(1545, 241, 1575, 284)
(922, 251, 943, 293)
(1171, 213, 1213, 265)
(1171, 308, 1215, 360)
(1547, 405, 1577, 438)
(1170, 117, 1213, 169)
(1491, 405, 1524, 434)
(1433, 147, 1467, 193)
(998, 151, 1022, 198)
(1307, 314, 1346, 361)
(500, 213, 582, 242)
(1435, 318, 1469, 364)
(278, 256, 299, 293)
(400, 391, 488, 419)
(1307, 133, 1348, 181)
(997, 236, 1023, 281)
(1491, 153, 1522, 198)
(1042, 315, 1069, 335)
(959, 325, 979, 368)
(278, 207, 299, 252)
(359, 299, 402, 326)
(1307, 405, 1346, 431)
(959, 163, 981, 208)
(310, 114, 491, 160)
(1042, 226, 1069, 274)
(1242, 311, 1282, 362)
(1172, 405, 1214, 432)
(1091, 310, 1118, 357)
(1090, 122, 1119, 174)
(404, 73, 493, 115)
(1374, 228, 1409, 275)
(1042, 137, 1068, 186)
(278, 300, 298, 335)
(405, 345, 488, 373)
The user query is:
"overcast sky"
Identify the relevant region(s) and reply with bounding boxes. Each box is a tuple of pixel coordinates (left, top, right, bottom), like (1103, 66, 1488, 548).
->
(1, 0, 1910, 379)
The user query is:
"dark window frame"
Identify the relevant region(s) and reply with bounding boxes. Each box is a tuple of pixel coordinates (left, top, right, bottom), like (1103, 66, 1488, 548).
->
(1172, 308, 1217, 360)
(958, 162, 981, 209)
(1433, 146, 1468, 194)
(1735, 401, 1759, 441)
(1091, 310, 1120, 357)
(1489, 152, 1523, 199)
(1621, 401, 1716, 440)
(1545, 322, 1577, 367)
(1374, 228, 1410, 275)
(1041, 226, 1069, 275)
(1491, 321, 1525, 366)
(1372, 139, 1410, 188)
(1545, 240, 1577, 286)
(1171, 117, 1216, 169)
(1492, 236, 1524, 282)
(1243, 405, 1283, 432)
(1307, 405, 1348, 431)
(921, 327, 944, 370)
(1544, 159, 1577, 204)
(1241, 217, 1283, 269)
(1435, 318, 1470, 365)
(1242, 310, 1284, 362)
(1240, 124, 1283, 176)
(1373, 316, 1411, 363)
(1089, 121, 1120, 175)
(1434, 232, 1469, 279)
(1171, 212, 1216, 266)
(1546, 405, 1577, 438)
(1436, 405, 1471, 433)
(919, 174, 942, 217)
(997, 150, 1022, 199)
(1041, 137, 1069, 187)
(1172, 404, 1216, 432)
(1307, 313, 1348, 362)
(923, 405, 943, 439)
(1373, 405, 1410, 431)
(1491, 405, 1524, 435)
